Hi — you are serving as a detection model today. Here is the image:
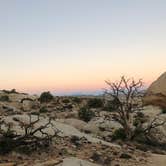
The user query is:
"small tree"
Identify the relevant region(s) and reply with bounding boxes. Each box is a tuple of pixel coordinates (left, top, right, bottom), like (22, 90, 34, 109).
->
(105, 76, 166, 142)
(39, 91, 54, 103)
(104, 76, 143, 140)
(78, 107, 95, 122)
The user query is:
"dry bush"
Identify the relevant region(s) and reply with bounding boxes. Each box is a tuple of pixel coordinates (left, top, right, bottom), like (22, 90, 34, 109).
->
(0, 114, 59, 154)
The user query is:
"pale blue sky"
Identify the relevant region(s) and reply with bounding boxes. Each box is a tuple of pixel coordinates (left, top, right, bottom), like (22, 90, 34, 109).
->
(0, 0, 166, 94)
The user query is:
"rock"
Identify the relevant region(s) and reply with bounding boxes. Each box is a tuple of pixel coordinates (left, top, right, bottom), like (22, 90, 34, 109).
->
(141, 106, 166, 143)
(8, 93, 37, 102)
(55, 157, 101, 166)
(142, 106, 162, 117)
(1, 114, 120, 148)
(61, 118, 87, 131)
(83, 117, 121, 135)
(34, 159, 62, 166)
(83, 121, 99, 134)
(22, 99, 39, 111)
(0, 104, 21, 115)
(22, 100, 33, 111)
(0, 163, 16, 166)
(144, 72, 166, 108)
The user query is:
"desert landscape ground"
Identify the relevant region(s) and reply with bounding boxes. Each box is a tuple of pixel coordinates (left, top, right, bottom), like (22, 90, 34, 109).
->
(0, 73, 166, 166)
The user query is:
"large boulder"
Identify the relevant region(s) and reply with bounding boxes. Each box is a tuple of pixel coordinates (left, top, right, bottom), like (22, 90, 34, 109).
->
(83, 117, 121, 135)
(0, 91, 38, 103)
(21, 99, 40, 111)
(144, 72, 166, 108)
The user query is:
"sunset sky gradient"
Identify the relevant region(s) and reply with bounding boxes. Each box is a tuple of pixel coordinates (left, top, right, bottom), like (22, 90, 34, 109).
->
(0, 0, 166, 95)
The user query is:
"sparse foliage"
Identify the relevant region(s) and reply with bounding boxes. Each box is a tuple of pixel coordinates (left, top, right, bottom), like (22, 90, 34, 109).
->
(112, 128, 126, 141)
(39, 91, 54, 103)
(0, 95, 10, 102)
(161, 108, 166, 114)
(78, 107, 95, 122)
(87, 98, 103, 108)
(104, 76, 144, 140)
(0, 114, 59, 154)
(62, 98, 70, 103)
(105, 76, 166, 142)
(72, 97, 82, 104)
(39, 106, 48, 113)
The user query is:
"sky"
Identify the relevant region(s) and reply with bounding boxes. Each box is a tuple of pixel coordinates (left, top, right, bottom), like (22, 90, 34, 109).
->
(0, 0, 166, 95)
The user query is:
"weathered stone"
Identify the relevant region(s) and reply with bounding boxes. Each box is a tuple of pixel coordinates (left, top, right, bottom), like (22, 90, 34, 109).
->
(55, 157, 101, 166)
(144, 72, 166, 108)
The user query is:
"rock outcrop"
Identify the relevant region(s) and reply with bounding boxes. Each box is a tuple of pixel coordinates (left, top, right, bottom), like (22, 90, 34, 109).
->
(144, 72, 166, 108)
(1, 114, 120, 148)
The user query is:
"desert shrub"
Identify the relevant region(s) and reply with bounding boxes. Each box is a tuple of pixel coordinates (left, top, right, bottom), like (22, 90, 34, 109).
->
(104, 103, 114, 112)
(39, 91, 54, 103)
(78, 107, 95, 122)
(62, 98, 70, 103)
(39, 106, 48, 113)
(87, 98, 103, 108)
(133, 112, 146, 127)
(161, 108, 166, 114)
(104, 98, 120, 112)
(112, 128, 126, 141)
(31, 112, 40, 115)
(72, 97, 82, 104)
(0, 95, 10, 102)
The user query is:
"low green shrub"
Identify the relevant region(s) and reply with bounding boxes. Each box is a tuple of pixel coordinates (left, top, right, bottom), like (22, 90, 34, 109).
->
(162, 108, 166, 114)
(78, 107, 95, 122)
(39, 91, 54, 103)
(39, 107, 48, 113)
(0, 95, 10, 102)
(133, 112, 146, 127)
(104, 102, 116, 112)
(62, 98, 70, 103)
(72, 97, 82, 104)
(112, 128, 126, 141)
(87, 98, 103, 108)
(104, 98, 121, 112)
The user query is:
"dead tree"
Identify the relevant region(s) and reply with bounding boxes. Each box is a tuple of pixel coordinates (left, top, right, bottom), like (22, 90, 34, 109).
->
(105, 76, 166, 142)
(105, 76, 144, 140)
(0, 114, 60, 153)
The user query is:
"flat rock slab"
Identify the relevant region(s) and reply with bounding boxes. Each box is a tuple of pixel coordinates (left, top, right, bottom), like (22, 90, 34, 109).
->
(0, 163, 16, 166)
(55, 157, 101, 166)
(147, 154, 166, 166)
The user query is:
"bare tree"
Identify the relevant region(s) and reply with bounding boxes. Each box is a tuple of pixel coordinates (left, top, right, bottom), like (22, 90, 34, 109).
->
(105, 76, 166, 142)
(104, 76, 143, 140)
(0, 114, 60, 153)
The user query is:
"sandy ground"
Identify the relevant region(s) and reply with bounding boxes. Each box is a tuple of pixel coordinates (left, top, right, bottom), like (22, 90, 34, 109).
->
(147, 154, 166, 166)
